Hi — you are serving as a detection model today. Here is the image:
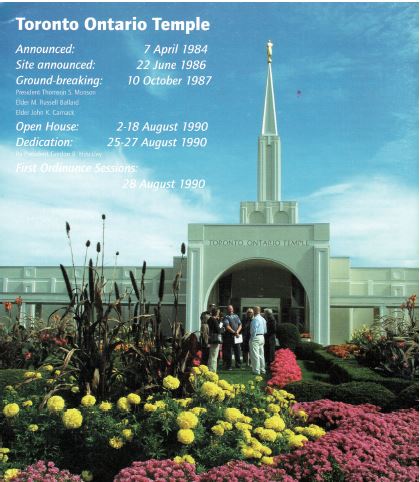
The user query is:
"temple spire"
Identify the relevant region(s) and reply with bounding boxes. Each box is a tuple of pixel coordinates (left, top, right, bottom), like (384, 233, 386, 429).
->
(258, 40, 281, 202)
(262, 40, 278, 136)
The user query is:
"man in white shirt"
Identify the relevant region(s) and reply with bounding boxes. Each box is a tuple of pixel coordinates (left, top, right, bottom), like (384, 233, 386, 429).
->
(249, 306, 267, 375)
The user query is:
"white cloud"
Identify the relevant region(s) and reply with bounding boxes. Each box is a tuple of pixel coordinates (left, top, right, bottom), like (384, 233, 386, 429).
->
(299, 176, 418, 267)
(0, 145, 219, 267)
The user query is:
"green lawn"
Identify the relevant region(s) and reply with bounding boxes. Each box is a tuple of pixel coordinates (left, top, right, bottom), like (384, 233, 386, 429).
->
(218, 359, 331, 385)
(218, 366, 264, 385)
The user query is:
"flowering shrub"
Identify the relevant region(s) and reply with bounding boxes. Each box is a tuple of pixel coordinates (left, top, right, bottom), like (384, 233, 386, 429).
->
(325, 344, 358, 359)
(199, 460, 295, 481)
(280, 408, 419, 481)
(6, 460, 81, 481)
(114, 459, 199, 481)
(351, 295, 419, 380)
(293, 400, 380, 429)
(268, 349, 302, 388)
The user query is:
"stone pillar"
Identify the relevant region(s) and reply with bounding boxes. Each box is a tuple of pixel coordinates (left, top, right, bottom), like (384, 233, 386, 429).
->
(186, 246, 203, 335)
(313, 247, 330, 345)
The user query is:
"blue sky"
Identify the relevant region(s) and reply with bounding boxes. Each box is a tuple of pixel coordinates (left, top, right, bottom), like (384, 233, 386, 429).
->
(0, 2, 418, 267)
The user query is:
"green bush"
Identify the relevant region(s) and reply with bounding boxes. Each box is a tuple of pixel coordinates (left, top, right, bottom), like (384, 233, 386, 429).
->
(385, 383, 419, 411)
(327, 381, 396, 407)
(276, 323, 301, 351)
(312, 349, 412, 393)
(284, 380, 333, 402)
(0, 369, 25, 391)
(295, 342, 323, 360)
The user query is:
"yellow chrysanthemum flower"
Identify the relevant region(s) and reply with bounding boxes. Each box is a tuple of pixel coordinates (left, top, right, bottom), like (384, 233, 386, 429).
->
(201, 381, 220, 398)
(241, 446, 255, 458)
(163, 375, 180, 390)
(117, 397, 130, 412)
(204, 371, 219, 383)
(261, 456, 274, 465)
(144, 403, 157, 412)
(4, 468, 21, 481)
(177, 411, 199, 429)
(22, 400, 33, 408)
(109, 436, 124, 449)
(99, 401, 113, 412)
(3, 403, 19, 418)
(28, 424, 39, 432)
(288, 434, 309, 448)
(211, 424, 224, 436)
(177, 428, 195, 444)
(62, 408, 83, 429)
(199, 365, 209, 373)
(71, 386, 80, 394)
(191, 367, 201, 375)
(127, 393, 141, 405)
(42, 364, 54, 372)
(47, 396, 65, 413)
(267, 403, 280, 414)
(259, 428, 277, 442)
(224, 407, 243, 423)
(81, 395, 96, 407)
(173, 454, 195, 464)
(81, 470, 94, 481)
(264, 415, 285, 432)
(190, 406, 206, 416)
(122, 428, 133, 441)
(296, 409, 308, 421)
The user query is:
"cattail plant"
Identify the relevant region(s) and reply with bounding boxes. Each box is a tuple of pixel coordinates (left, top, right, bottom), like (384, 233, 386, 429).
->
(65, 222, 77, 290)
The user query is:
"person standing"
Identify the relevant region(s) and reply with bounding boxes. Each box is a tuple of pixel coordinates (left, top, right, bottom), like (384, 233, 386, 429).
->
(264, 308, 277, 365)
(222, 305, 242, 370)
(249, 306, 267, 375)
(241, 308, 254, 366)
(207, 307, 222, 372)
(199, 304, 215, 365)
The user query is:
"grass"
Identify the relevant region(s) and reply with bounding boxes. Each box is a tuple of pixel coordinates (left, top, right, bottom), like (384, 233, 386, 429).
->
(218, 357, 332, 386)
(218, 365, 267, 385)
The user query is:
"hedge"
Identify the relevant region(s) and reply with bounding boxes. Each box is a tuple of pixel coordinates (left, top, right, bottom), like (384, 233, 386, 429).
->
(385, 383, 419, 412)
(326, 381, 396, 408)
(284, 380, 333, 402)
(295, 342, 323, 360)
(276, 323, 301, 351)
(311, 350, 412, 393)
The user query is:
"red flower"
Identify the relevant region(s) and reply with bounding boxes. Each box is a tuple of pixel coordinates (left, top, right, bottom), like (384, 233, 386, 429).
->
(268, 349, 302, 387)
(3, 301, 12, 312)
(24, 351, 32, 360)
(192, 358, 201, 366)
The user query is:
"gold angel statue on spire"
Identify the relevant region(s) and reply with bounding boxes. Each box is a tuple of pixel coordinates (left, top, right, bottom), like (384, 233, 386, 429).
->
(267, 40, 273, 63)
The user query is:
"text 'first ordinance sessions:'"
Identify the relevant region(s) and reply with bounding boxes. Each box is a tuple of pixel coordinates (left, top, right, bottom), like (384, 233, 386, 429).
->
(16, 17, 210, 35)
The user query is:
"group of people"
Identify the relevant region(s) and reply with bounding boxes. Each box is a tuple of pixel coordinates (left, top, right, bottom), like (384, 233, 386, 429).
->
(199, 304, 277, 375)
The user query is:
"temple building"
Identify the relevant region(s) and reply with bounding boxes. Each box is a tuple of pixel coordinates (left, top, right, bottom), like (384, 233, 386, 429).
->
(0, 44, 418, 344)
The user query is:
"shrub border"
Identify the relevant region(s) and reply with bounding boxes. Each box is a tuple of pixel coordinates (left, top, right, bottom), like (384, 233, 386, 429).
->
(311, 350, 412, 393)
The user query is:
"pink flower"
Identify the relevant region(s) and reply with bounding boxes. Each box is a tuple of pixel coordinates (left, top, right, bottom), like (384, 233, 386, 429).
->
(267, 349, 302, 387)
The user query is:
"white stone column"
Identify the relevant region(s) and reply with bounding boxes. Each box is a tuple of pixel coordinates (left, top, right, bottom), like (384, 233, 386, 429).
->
(348, 307, 354, 341)
(186, 246, 203, 335)
(313, 247, 330, 345)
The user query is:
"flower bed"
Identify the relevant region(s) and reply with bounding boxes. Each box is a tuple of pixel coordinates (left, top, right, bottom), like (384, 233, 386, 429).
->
(3, 400, 419, 481)
(280, 405, 418, 481)
(0, 366, 324, 480)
